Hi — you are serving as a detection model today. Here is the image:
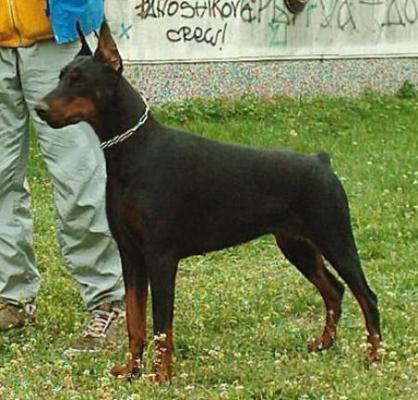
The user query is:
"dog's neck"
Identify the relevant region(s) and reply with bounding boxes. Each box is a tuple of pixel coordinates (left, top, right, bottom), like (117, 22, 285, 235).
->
(95, 77, 148, 143)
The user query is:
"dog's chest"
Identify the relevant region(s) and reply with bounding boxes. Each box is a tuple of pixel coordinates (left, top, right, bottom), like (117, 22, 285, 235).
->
(106, 175, 144, 238)
(118, 197, 143, 236)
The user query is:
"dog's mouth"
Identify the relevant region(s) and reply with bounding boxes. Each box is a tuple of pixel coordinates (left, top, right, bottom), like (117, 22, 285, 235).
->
(64, 115, 84, 126)
(37, 110, 83, 129)
(35, 100, 85, 128)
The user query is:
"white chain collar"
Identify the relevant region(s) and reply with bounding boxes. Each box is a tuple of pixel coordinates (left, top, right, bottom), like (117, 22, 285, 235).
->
(100, 92, 150, 150)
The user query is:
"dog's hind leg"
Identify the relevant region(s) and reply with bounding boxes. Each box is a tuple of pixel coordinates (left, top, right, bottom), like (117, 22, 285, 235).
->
(320, 237, 381, 364)
(302, 169, 381, 363)
(111, 250, 148, 379)
(275, 234, 345, 352)
(147, 254, 179, 383)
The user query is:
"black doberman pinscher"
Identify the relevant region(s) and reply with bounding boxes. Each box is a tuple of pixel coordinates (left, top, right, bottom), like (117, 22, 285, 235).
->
(35, 22, 381, 383)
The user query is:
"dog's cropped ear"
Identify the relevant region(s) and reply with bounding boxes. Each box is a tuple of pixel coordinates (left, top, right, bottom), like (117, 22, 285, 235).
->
(94, 21, 123, 73)
(75, 21, 92, 56)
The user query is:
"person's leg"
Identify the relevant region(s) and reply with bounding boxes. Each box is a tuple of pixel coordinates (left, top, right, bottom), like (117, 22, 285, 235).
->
(0, 47, 40, 321)
(18, 39, 124, 312)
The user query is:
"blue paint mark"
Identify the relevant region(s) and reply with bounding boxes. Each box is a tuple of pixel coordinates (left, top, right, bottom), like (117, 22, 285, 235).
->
(269, 7, 290, 47)
(120, 23, 133, 39)
(269, 20, 288, 47)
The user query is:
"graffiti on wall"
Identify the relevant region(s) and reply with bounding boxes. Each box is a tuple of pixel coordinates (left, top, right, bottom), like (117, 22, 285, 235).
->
(106, 0, 418, 61)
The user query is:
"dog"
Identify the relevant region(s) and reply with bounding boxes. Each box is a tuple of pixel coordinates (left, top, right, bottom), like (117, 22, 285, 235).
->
(35, 22, 381, 383)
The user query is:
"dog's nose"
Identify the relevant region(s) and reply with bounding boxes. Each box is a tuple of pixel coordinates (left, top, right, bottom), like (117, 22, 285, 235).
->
(34, 101, 50, 119)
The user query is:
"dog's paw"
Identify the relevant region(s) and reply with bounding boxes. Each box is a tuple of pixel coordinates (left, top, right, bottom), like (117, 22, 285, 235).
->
(307, 334, 335, 352)
(365, 349, 380, 366)
(364, 333, 381, 367)
(111, 364, 141, 379)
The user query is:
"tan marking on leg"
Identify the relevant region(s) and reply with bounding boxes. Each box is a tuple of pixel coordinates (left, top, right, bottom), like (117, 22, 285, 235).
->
(111, 284, 147, 378)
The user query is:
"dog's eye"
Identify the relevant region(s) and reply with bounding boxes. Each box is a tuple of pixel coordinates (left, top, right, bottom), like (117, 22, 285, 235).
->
(68, 72, 86, 87)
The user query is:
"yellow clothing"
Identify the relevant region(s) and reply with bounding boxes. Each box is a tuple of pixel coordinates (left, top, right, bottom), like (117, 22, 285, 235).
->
(0, 0, 53, 47)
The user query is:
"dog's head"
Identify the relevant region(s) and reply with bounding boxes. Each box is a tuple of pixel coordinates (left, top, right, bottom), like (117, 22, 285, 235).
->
(35, 22, 123, 130)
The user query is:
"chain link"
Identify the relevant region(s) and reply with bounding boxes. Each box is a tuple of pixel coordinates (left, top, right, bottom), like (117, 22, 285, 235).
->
(100, 92, 150, 150)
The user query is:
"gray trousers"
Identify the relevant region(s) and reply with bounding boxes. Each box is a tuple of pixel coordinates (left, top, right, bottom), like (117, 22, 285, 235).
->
(0, 39, 124, 310)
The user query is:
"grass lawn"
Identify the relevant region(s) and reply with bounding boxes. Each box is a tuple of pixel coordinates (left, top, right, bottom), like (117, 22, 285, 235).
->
(0, 93, 417, 399)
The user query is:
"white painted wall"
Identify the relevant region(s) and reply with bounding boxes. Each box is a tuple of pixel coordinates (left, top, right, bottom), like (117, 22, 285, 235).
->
(106, 0, 418, 62)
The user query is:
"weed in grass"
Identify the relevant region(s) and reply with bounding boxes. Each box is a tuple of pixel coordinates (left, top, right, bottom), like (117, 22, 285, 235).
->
(396, 81, 417, 100)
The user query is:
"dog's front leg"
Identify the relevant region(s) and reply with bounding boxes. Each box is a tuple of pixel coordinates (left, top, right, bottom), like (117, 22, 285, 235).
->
(111, 253, 148, 379)
(147, 255, 178, 384)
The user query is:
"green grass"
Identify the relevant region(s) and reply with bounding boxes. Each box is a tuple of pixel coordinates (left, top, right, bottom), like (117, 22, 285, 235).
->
(1, 93, 418, 399)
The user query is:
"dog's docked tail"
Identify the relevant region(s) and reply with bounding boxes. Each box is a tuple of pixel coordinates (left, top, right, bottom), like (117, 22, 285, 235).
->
(316, 151, 331, 166)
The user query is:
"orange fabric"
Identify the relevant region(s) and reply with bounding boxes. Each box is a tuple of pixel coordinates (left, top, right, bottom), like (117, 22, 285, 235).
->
(0, 0, 53, 47)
